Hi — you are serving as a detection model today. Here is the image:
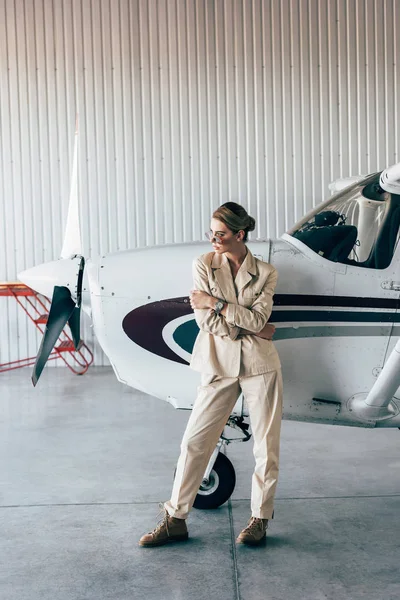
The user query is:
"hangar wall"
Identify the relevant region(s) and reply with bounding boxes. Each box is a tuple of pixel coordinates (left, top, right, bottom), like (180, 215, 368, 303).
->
(0, 0, 399, 367)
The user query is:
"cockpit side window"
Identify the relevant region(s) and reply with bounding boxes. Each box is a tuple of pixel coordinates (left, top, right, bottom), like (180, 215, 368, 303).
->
(289, 174, 400, 269)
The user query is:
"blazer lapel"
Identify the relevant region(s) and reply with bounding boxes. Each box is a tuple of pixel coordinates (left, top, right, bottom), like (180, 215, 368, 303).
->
(212, 253, 238, 304)
(235, 249, 257, 296)
(211, 249, 258, 303)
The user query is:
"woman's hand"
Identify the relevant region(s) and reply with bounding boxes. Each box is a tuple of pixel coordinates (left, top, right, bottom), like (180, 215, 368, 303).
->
(256, 323, 276, 340)
(189, 290, 213, 310)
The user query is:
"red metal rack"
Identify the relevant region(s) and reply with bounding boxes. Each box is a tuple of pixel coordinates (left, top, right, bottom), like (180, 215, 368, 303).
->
(0, 282, 94, 374)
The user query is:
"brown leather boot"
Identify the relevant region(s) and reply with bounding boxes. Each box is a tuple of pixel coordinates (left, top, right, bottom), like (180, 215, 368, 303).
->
(139, 505, 189, 547)
(236, 517, 269, 545)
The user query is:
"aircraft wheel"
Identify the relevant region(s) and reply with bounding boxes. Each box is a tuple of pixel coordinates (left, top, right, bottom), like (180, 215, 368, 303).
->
(193, 453, 236, 510)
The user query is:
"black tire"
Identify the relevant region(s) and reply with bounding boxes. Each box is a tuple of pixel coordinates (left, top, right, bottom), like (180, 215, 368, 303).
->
(193, 453, 236, 510)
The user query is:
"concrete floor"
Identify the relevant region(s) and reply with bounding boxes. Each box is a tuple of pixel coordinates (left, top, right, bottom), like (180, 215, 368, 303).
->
(1, 367, 399, 600)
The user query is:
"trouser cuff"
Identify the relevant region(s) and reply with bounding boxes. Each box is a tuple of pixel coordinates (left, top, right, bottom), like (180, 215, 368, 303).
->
(164, 501, 188, 520)
(251, 507, 274, 520)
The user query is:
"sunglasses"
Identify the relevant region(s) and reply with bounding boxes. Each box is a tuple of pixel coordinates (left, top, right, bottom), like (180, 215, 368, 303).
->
(205, 231, 223, 244)
(205, 229, 244, 244)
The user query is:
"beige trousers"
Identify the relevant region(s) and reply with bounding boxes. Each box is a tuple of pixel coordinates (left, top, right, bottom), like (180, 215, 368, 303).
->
(164, 369, 283, 520)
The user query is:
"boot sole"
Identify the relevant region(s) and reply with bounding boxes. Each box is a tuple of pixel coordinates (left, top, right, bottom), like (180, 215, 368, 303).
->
(236, 534, 266, 546)
(139, 533, 189, 547)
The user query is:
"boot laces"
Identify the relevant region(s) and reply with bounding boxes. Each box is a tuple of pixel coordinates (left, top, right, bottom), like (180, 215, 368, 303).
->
(149, 503, 170, 536)
(246, 517, 267, 535)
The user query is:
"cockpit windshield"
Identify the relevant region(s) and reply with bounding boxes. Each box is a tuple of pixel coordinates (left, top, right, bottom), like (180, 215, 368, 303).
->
(288, 174, 400, 269)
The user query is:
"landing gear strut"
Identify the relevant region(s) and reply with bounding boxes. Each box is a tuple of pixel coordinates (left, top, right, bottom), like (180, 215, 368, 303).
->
(193, 452, 236, 509)
(193, 416, 251, 509)
(173, 415, 251, 510)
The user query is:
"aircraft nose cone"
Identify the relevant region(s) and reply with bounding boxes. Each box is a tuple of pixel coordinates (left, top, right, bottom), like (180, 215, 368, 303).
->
(19, 263, 62, 299)
(18, 257, 82, 300)
(18, 263, 55, 287)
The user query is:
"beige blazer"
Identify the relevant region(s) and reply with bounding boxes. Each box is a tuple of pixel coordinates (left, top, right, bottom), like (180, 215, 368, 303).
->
(190, 248, 281, 377)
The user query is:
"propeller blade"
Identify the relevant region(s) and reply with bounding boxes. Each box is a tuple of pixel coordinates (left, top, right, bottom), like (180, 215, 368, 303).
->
(32, 286, 76, 386)
(68, 306, 81, 349)
(60, 117, 82, 259)
(67, 255, 85, 349)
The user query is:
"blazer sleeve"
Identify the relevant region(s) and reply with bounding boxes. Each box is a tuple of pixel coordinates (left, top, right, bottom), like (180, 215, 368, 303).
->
(225, 267, 278, 333)
(192, 258, 240, 340)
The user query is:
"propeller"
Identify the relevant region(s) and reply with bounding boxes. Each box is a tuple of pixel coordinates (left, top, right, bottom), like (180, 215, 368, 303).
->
(31, 256, 85, 386)
(29, 118, 86, 386)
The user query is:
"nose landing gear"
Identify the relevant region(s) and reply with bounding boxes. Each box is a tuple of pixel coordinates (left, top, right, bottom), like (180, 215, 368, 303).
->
(173, 416, 252, 510)
(193, 452, 236, 509)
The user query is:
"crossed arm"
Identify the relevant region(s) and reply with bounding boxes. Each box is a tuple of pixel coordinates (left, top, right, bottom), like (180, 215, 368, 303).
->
(190, 290, 275, 339)
(190, 258, 277, 341)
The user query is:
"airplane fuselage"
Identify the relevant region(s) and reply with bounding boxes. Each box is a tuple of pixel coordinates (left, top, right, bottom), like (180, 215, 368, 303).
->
(84, 233, 400, 428)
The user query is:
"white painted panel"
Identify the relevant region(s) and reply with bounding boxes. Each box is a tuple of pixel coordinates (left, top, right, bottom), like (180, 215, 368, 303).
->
(1, 0, 399, 367)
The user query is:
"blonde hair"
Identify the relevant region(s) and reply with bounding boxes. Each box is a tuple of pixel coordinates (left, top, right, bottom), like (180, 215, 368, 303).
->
(212, 202, 256, 242)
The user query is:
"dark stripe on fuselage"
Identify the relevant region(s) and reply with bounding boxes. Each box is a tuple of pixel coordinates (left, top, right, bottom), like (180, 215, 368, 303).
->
(122, 294, 400, 366)
(122, 297, 192, 365)
(271, 324, 400, 341)
(173, 323, 400, 354)
(273, 294, 400, 310)
(272, 310, 400, 323)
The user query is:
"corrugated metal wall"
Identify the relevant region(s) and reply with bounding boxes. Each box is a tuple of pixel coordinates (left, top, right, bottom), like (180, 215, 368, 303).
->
(1, 0, 399, 366)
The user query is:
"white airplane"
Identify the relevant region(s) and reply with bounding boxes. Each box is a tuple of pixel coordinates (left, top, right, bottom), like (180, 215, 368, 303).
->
(17, 131, 400, 509)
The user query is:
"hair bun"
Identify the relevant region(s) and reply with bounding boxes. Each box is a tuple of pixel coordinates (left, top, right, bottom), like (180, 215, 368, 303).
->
(212, 202, 256, 242)
(247, 216, 256, 232)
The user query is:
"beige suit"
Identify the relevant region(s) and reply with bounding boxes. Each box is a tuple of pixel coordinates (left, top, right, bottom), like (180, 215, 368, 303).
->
(190, 249, 281, 376)
(164, 248, 283, 520)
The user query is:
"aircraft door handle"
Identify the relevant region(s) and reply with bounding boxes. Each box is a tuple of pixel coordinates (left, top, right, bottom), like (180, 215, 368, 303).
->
(381, 280, 400, 291)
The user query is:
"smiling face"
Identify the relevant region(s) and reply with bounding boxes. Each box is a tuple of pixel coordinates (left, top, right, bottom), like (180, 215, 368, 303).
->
(209, 218, 244, 253)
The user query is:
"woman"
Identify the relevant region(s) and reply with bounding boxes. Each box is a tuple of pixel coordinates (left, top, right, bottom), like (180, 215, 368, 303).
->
(139, 202, 282, 547)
